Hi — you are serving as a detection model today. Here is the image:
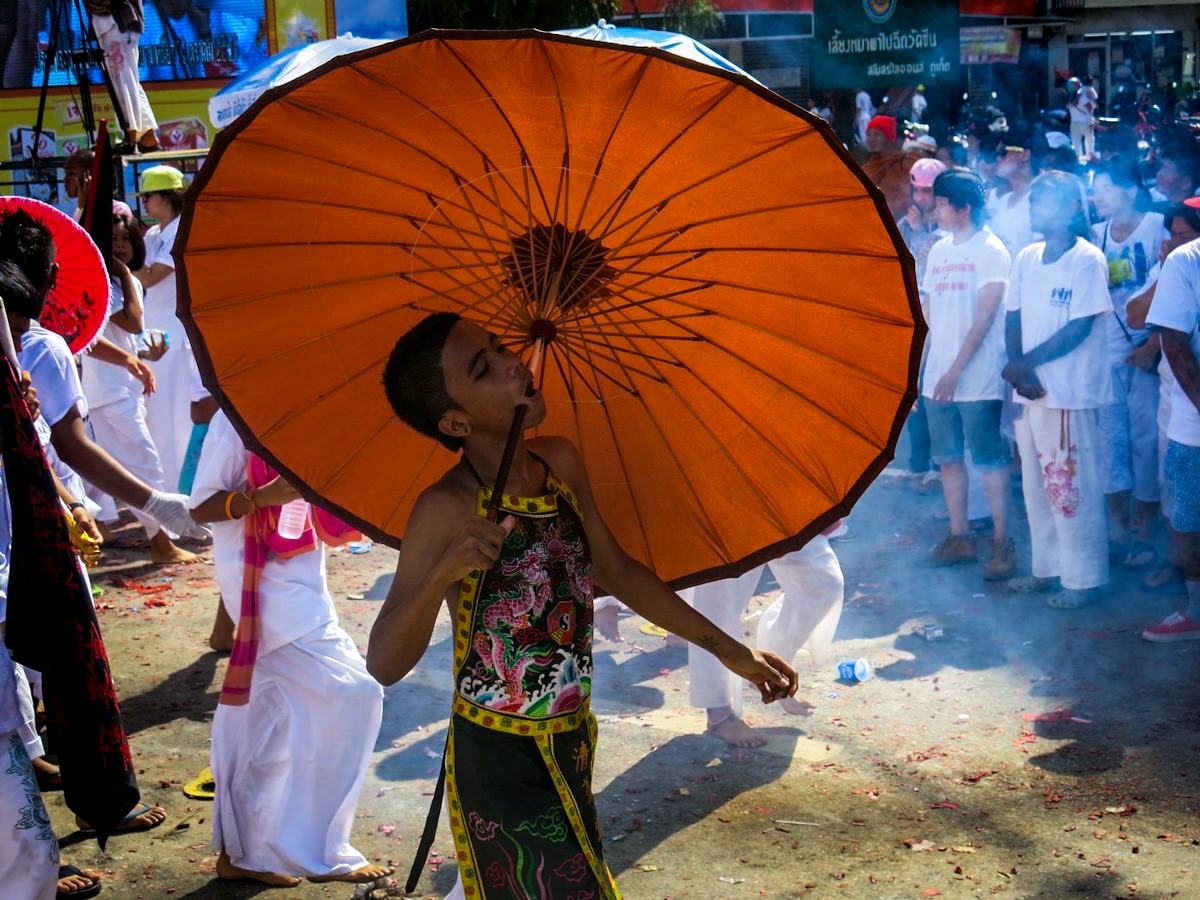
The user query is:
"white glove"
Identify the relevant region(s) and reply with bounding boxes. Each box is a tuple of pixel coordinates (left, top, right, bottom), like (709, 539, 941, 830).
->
(141, 490, 211, 541)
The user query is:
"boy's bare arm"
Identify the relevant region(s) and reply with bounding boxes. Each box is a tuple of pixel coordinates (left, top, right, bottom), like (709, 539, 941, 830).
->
(537, 437, 797, 703)
(367, 487, 513, 687)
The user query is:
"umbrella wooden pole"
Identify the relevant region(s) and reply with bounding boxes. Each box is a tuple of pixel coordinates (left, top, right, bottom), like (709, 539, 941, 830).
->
(485, 336, 547, 521)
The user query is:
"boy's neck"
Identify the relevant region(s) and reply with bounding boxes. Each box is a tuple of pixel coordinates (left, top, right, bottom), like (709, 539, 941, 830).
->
(462, 433, 540, 494)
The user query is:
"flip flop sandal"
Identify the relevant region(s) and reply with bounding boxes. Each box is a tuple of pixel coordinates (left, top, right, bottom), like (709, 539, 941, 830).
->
(1143, 567, 1186, 595)
(183, 767, 215, 800)
(77, 802, 165, 836)
(57, 865, 102, 899)
(638, 623, 668, 638)
(1121, 542, 1158, 570)
(1047, 591, 1097, 610)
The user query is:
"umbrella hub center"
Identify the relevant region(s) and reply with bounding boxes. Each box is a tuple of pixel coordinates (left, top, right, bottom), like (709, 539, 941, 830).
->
(502, 223, 615, 321)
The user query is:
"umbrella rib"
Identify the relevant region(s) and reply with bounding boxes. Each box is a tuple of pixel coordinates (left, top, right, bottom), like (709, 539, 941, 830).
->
(593, 269, 913, 326)
(553, 335, 609, 402)
(280, 89, 530, 218)
(578, 83, 741, 243)
(401, 264, 522, 331)
(586, 301, 839, 518)
(609, 195, 873, 250)
(220, 133, 508, 233)
(547, 340, 580, 404)
(554, 327, 664, 390)
(437, 39, 555, 224)
(380, 441, 445, 535)
(561, 331, 687, 367)
(598, 128, 821, 244)
(567, 54, 652, 242)
(581, 300, 792, 541)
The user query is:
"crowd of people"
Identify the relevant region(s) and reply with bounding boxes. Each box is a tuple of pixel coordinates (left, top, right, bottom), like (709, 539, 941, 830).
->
(0, 88, 1199, 899)
(857, 109, 1200, 639)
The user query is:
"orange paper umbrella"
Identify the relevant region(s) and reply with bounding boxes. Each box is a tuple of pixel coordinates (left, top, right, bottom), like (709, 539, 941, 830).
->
(178, 30, 922, 587)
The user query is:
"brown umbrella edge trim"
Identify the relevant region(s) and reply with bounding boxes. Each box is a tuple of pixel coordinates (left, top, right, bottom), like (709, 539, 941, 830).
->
(174, 27, 926, 590)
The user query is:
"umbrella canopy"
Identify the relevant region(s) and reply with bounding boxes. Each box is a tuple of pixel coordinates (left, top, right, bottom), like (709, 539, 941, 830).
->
(0, 196, 108, 354)
(178, 29, 922, 587)
(554, 21, 756, 80)
(208, 35, 390, 129)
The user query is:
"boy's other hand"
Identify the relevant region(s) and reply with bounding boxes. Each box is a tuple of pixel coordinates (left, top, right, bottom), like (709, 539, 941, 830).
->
(723, 645, 798, 704)
(436, 514, 515, 584)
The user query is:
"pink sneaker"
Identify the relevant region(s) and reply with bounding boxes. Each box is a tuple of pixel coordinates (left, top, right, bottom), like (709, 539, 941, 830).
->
(1141, 612, 1200, 643)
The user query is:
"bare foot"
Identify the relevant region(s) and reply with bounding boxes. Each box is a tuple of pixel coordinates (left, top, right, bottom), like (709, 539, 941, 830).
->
(308, 863, 395, 883)
(216, 850, 301, 888)
(32, 755, 62, 790)
(780, 697, 816, 717)
(150, 532, 201, 564)
(706, 714, 767, 748)
(594, 604, 621, 641)
(209, 596, 234, 652)
(58, 865, 103, 895)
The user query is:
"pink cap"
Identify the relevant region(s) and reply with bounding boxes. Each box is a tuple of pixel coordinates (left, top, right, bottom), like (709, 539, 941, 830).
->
(112, 199, 134, 220)
(910, 157, 948, 188)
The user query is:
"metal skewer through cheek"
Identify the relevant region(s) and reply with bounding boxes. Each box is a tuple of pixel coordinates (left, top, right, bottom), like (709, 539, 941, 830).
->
(485, 336, 547, 522)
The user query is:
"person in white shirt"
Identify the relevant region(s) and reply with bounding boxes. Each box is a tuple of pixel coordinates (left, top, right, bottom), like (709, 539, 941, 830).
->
(920, 170, 1015, 579)
(135, 165, 200, 491)
(854, 87, 875, 147)
(83, 203, 199, 564)
(1068, 76, 1097, 163)
(1002, 172, 1113, 607)
(910, 84, 927, 123)
(0, 209, 205, 547)
(1141, 224, 1200, 642)
(1126, 204, 1200, 596)
(188, 412, 391, 886)
(1090, 160, 1169, 569)
(988, 140, 1038, 255)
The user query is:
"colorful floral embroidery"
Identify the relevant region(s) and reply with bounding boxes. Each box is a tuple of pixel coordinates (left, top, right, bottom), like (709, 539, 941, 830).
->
(457, 495, 595, 717)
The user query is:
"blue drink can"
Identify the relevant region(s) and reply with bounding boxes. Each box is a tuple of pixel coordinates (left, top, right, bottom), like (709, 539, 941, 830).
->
(836, 658, 871, 683)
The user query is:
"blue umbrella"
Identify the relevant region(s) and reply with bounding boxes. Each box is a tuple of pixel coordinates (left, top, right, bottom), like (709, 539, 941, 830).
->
(554, 20, 759, 83)
(208, 35, 390, 129)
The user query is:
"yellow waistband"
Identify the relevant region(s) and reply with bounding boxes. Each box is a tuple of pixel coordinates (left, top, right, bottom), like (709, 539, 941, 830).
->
(452, 694, 592, 737)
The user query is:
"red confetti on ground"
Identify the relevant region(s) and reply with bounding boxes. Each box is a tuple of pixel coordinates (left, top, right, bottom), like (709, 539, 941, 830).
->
(1013, 731, 1038, 746)
(144, 598, 169, 608)
(931, 802, 959, 810)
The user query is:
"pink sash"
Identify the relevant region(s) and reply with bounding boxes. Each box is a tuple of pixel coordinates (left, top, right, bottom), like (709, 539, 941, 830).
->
(217, 455, 361, 706)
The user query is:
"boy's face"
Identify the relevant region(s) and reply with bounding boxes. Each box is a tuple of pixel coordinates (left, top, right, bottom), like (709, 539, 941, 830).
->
(933, 196, 970, 232)
(439, 320, 547, 442)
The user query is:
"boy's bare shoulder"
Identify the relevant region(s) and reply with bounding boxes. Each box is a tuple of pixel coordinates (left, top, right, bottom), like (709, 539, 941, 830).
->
(409, 463, 479, 523)
(528, 436, 585, 479)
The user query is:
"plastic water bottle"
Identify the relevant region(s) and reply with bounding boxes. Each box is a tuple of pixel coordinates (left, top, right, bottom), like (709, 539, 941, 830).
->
(277, 499, 308, 540)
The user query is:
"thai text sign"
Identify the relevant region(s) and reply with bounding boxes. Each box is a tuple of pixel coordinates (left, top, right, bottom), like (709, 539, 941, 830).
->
(812, 0, 960, 89)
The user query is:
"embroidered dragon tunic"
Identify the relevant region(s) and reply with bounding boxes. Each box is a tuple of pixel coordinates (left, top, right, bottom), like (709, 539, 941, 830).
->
(445, 458, 620, 899)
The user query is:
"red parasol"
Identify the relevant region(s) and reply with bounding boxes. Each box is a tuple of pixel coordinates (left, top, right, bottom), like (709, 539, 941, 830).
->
(0, 196, 109, 354)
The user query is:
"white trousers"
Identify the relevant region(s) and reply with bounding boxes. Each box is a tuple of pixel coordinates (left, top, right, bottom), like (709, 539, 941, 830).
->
(91, 15, 157, 137)
(682, 537, 844, 716)
(1098, 364, 1160, 502)
(0, 731, 59, 900)
(211, 620, 383, 877)
(144, 342, 198, 491)
(14, 663, 43, 760)
(1070, 120, 1095, 161)
(1015, 406, 1109, 590)
(87, 395, 169, 537)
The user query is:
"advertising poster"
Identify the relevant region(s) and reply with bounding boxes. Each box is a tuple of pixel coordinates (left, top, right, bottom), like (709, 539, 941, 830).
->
(2, 0, 271, 88)
(811, 0, 960, 90)
(960, 27, 1022, 66)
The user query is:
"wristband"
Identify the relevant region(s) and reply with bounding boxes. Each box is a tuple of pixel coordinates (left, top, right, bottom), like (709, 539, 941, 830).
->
(67, 501, 85, 512)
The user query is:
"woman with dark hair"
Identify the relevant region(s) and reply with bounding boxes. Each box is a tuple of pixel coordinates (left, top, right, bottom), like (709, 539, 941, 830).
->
(1091, 158, 1169, 569)
(82, 203, 198, 564)
(1002, 171, 1114, 609)
(135, 165, 197, 494)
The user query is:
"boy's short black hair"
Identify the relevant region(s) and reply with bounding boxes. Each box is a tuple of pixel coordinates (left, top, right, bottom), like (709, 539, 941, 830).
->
(0, 209, 55, 293)
(1164, 203, 1200, 235)
(933, 168, 987, 226)
(383, 312, 464, 452)
(0, 258, 41, 319)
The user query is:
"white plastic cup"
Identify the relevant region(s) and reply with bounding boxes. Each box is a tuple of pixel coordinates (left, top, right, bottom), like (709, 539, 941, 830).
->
(276, 498, 308, 540)
(836, 658, 871, 683)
